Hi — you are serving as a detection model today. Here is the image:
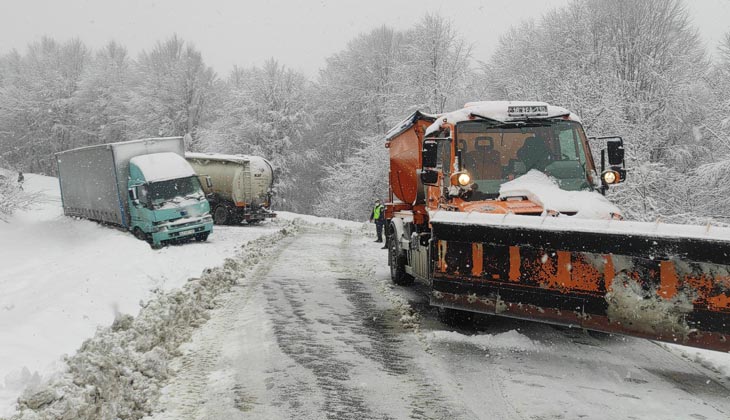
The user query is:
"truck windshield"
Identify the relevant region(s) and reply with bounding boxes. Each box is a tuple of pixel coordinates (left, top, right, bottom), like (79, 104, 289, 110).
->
(456, 120, 593, 199)
(148, 176, 203, 207)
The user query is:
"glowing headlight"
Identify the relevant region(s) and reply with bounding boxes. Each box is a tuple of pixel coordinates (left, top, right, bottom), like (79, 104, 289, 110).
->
(457, 173, 471, 186)
(602, 170, 619, 185)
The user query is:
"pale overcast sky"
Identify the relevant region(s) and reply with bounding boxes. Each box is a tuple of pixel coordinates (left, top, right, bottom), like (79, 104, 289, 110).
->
(0, 0, 728, 78)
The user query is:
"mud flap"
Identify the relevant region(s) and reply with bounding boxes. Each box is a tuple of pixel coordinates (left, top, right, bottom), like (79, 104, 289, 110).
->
(430, 219, 730, 352)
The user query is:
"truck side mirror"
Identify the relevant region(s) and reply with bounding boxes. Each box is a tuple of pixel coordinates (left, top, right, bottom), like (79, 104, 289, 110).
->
(422, 140, 438, 168)
(598, 137, 627, 193)
(606, 137, 624, 166)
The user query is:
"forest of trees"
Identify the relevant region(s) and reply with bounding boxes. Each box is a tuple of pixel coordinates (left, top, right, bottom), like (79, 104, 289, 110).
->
(1, 0, 728, 223)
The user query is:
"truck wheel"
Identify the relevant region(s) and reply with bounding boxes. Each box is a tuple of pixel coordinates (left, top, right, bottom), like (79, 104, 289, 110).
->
(213, 206, 229, 225)
(388, 231, 414, 286)
(133, 227, 149, 242)
(195, 232, 209, 242)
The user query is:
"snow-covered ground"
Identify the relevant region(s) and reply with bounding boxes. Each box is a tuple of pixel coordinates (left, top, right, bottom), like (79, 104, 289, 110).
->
(2, 173, 729, 419)
(0, 174, 281, 417)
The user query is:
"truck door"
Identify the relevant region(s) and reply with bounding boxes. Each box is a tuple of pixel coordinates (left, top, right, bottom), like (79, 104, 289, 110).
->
(129, 184, 153, 231)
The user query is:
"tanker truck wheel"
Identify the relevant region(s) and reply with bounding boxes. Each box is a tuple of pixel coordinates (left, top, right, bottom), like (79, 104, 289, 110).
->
(213, 206, 230, 225)
(388, 230, 414, 286)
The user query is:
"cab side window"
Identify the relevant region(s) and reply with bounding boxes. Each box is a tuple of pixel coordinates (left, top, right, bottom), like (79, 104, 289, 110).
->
(558, 126, 581, 162)
(137, 185, 149, 207)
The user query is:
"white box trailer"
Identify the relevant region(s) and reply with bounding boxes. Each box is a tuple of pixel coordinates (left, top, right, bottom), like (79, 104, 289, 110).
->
(56, 137, 214, 247)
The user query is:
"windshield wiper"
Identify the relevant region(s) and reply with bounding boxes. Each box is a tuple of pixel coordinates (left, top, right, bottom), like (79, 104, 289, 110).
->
(468, 112, 502, 126)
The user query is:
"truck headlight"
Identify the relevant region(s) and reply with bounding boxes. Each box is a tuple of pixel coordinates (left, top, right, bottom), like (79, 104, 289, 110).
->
(450, 171, 471, 187)
(601, 170, 620, 185)
(457, 173, 471, 186)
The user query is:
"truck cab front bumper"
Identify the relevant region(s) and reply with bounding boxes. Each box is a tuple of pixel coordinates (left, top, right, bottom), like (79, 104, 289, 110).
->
(150, 216, 214, 245)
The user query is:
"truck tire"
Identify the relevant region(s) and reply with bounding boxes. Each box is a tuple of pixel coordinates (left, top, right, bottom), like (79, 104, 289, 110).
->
(213, 206, 230, 225)
(388, 230, 414, 286)
(133, 227, 149, 243)
(195, 232, 209, 242)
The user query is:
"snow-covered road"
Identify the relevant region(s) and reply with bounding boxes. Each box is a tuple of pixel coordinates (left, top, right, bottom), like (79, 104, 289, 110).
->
(3, 174, 729, 419)
(151, 227, 465, 419)
(147, 226, 730, 420)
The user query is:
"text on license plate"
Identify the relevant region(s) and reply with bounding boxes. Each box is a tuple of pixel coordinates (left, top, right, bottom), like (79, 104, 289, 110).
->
(180, 229, 195, 236)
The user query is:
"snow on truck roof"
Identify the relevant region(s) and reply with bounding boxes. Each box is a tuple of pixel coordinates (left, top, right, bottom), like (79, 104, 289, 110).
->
(55, 137, 184, 156)
(384, 102, 580, 141)
(424, 101, 580, 137)
(385, 110, 439, 141)
(186, 152, 254, 164)
(129, 152, 195, 182)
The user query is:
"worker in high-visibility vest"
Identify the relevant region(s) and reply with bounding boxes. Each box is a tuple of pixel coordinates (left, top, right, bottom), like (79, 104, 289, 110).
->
(369, 199, 386, 245)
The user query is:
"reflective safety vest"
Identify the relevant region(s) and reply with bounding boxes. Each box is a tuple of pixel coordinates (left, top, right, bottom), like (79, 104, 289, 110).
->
(373, 204, 384, 220)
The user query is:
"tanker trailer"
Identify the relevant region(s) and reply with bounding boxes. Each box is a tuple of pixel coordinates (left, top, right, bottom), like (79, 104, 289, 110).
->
(186, 153, 276, 225)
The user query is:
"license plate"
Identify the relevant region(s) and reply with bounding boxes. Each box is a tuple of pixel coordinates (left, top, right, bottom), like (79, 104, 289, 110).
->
(179, 229, 195, 236)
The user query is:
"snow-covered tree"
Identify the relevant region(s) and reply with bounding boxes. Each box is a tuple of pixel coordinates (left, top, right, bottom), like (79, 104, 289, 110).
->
(0, 166, 36, 221)
(199, 59, 311, 211)
(73, 41, 132, 146)
(312, 16, 472, 219)
(314, 135, 389, 220)
(129, 35, 216, 149)
(0, 37, 90, 175)
(482, 0, 708, 221)
(400, 13, 472, 113)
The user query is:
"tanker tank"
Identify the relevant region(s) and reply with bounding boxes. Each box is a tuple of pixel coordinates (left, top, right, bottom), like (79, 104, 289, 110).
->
(186, 152, 276, 225)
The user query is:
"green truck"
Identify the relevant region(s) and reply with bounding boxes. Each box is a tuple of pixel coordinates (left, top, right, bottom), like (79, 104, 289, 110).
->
(56, 137, 214, 247)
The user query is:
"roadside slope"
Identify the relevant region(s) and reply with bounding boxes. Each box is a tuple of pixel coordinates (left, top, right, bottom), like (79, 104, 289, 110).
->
(0, 173, 280, 417)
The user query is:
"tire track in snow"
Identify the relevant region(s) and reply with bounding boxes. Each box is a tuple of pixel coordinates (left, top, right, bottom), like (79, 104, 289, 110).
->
(262, 229, 388, 419)
(150, 230, 297, 420)
(331, 233, 478, 420)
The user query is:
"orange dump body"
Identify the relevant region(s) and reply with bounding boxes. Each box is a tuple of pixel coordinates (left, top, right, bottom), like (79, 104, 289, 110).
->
(387, 119, 429, 205)
(385, 113, 436, 221)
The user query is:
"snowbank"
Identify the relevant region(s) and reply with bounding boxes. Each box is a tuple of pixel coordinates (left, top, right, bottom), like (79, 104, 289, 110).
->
(276, 211, 368, 231)
(499, 170, 621, 219)
(8, 223, 299, 420)
(427, 330, 541, 353)
(666, 344, 730, 381)
(0, 174, 280, 417)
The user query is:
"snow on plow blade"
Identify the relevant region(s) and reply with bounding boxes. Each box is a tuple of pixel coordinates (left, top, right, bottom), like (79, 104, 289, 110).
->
(429, 212, 730, 352)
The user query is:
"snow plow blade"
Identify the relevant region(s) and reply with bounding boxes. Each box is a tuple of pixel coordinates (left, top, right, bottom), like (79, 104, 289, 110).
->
(429, 213, 730, 352)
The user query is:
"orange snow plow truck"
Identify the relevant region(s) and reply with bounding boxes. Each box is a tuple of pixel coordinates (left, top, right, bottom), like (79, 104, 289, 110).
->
(384, 101, 730, 352)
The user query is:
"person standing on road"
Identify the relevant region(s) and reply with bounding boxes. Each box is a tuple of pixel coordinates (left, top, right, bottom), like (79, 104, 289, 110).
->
(369, 199, 386, 244)
(17, 171, 24, 190)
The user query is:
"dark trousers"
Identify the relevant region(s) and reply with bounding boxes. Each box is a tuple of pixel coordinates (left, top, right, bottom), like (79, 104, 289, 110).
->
(375, 220, 385, 241)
